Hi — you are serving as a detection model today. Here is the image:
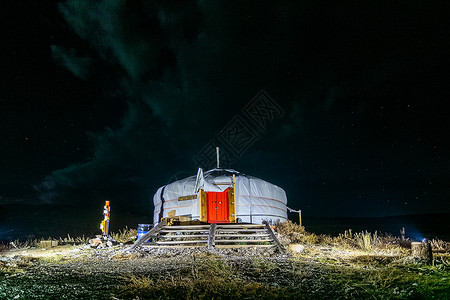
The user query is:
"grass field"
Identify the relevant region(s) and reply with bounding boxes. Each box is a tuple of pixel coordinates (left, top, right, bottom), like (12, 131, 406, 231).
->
(1, 222, 450, 299)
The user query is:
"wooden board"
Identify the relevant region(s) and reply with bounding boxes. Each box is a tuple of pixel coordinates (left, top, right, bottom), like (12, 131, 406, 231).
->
(214, 239, 273, 243)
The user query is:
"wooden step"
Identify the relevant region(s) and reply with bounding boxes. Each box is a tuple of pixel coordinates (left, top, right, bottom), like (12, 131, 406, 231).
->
(214, 239, 273, 243)
(161, 225, 210, 229)
(131, 222, 285, 253)
(215, 234, 270, 238)
(142, 245, 207, 248)
(215, 228, 267, 233)
(159, 234, 209, 239)
(216, 224, 265, 228)
(155, 240, 208, 245)
(215, 244, 275, 249)
(159, 229, 209, 233)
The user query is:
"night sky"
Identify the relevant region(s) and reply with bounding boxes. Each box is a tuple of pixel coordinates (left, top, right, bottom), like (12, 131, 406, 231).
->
(1, 1, 449, 219)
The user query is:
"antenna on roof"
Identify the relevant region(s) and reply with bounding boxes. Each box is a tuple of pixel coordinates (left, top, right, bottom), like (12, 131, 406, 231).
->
(216, 147, 220, 169)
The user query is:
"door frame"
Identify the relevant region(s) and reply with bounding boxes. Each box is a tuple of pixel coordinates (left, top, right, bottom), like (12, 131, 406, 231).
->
(199, 185, 236, 223)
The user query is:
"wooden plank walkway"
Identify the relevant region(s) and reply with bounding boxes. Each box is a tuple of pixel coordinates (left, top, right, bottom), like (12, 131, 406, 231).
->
(130, 223, 285, 252)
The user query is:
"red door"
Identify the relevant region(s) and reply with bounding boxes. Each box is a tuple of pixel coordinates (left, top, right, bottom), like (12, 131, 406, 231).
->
(206, 189, 229, 223)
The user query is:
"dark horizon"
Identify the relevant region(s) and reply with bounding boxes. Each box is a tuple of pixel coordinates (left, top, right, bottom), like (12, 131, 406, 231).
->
(1, 1, 449, 223)
(2, 201, 450, 242)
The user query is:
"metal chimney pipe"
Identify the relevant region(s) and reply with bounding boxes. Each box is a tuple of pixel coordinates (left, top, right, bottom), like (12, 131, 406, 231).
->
(216, 147, 220, 169)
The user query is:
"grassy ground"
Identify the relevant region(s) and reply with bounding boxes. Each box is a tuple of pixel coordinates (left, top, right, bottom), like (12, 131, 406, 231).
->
(1, 223, 450, 299)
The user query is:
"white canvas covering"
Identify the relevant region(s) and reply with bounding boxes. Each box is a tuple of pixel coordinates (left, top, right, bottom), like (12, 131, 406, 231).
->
(153, 168, 288, 225)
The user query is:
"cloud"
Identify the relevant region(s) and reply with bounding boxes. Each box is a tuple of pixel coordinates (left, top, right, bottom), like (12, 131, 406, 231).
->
(35, 0, 325, 206)
(34, 0, 447, 218)
(57, 0, 196, 81)
(51, 45, 92, 79)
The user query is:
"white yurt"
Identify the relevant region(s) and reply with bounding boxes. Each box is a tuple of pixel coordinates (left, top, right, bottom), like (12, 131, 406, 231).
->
(153, 168, 288, 225)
